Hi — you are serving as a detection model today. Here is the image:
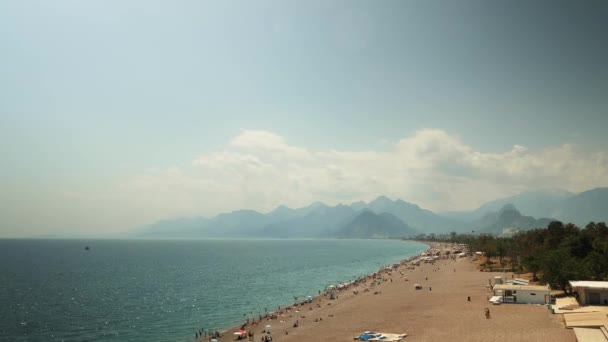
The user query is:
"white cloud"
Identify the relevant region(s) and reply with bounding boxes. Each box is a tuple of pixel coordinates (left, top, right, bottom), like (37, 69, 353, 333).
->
(117, 129, 608, 224)
(18, 128, 602, 236)
(229, 130, 311, 161)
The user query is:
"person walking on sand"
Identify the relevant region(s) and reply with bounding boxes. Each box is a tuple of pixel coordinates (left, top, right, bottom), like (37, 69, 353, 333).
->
(485, 308, 491, 319)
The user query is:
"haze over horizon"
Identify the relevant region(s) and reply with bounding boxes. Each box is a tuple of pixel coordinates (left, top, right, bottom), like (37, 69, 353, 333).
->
(2, 0, 608, 237)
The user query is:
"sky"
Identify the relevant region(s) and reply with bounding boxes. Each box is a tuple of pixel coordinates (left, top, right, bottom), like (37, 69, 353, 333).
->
(1, 0, 608, 237)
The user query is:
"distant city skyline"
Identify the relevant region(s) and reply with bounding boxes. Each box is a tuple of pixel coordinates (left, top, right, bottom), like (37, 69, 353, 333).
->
(1, 0, 607, 237)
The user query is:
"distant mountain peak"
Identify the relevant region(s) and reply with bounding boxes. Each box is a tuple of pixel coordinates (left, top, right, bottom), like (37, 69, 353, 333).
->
(219, 209, 262, 217)
(336, 210, 417, 239)
(499, 203, 518, 212)
(137, 187, 608, 239)
(577, 187, 608, 196)
(475, 202, 553, 235)
(306, 201, 328, 209)
(270, 205, 291, 212)
(545, 188, 574, 195)
(395, 199, 421, 209)
(357, 194, 464, 233)
(371, 195, 393, 203)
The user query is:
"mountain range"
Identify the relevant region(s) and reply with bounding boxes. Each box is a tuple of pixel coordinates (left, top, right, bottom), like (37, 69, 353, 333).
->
(443, 188, 608, 227)
(136, 187, 608, 239)
(335, 211, 418, 239)
(472, 204, 554, 235)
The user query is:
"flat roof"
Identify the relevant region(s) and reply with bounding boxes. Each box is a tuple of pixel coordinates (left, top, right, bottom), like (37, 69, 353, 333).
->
(569, 281, 608, 289)
(564, 312, 608, 328)
(573, 327, 608, 340)
(493, 284, 550, 291)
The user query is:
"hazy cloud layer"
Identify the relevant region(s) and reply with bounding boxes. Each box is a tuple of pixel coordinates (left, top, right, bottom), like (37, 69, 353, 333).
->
(3, 128, 607, 236)
(125, 129, 608, 222)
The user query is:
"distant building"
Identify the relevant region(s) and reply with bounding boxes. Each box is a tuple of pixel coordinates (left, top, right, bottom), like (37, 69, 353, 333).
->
(569, 281, 608, 305)
(501, 227, 520, 237)
(493, 284, 551, 304)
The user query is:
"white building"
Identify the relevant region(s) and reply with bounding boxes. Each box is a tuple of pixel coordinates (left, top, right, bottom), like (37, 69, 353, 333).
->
(501, 227, 520, 237)
(493, 284, 551, 304)
(569, 281, 608, 305)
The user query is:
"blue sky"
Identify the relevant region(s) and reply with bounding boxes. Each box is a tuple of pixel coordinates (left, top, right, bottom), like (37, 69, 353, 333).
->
(1, 0, 608, 237)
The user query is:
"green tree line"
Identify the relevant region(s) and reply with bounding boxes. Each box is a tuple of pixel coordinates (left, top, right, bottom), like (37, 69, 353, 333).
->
(414, 221, 608, 293)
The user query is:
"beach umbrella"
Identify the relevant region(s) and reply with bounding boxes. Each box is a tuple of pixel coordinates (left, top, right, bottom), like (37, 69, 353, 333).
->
(265, 324, 272, 328)
(211, 339, 218, 342)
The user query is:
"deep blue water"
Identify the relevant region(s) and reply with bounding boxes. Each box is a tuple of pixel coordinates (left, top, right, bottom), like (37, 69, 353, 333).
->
(0, 239, 427, 342)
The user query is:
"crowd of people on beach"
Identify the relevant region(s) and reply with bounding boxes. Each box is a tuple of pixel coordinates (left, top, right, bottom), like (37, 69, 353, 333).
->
(194, 328, 221, 341)
(193, 243, 463, 342)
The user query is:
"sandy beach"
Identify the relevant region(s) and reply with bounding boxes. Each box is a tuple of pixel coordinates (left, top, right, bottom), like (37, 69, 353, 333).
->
(210, 242, 575, 342)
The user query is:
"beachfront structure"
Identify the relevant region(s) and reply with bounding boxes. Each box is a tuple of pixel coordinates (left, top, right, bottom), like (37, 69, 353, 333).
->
(493, 284, 551, 304)
(569, 281, 608, 305)
(501, 227, 520, 237)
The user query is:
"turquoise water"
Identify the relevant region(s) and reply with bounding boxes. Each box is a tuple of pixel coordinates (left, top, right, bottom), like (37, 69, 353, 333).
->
(0, 238, 427, 341)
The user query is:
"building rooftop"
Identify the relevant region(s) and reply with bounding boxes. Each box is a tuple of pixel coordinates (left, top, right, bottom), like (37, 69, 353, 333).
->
(493, 284, 550, 291)
(569, 281, 608, 289)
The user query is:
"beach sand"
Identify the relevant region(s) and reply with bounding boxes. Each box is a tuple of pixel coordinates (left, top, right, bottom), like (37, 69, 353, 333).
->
(212, 242, 575, 342)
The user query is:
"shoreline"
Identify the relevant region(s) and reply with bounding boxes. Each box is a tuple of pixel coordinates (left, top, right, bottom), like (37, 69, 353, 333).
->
(198, 239, 432, 341)
(203, 241, 574, 342)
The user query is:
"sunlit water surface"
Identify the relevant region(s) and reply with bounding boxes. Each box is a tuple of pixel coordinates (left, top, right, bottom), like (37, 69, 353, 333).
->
(0, 238, 427, 341)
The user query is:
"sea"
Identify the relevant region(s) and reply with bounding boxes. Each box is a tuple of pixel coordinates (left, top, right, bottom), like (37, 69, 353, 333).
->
(0, 238, 427, 342)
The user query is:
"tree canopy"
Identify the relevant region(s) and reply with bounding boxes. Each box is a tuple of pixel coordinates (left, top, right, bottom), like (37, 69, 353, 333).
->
(416, 221, 608, 292)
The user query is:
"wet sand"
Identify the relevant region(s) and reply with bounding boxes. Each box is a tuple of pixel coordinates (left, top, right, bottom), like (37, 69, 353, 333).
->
(212, 242, 574, 342)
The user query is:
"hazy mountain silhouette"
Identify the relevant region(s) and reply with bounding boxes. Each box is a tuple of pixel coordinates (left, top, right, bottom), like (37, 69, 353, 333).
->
(474, 204, 554, 234)
(260, 204, 355, 238)
(137, 216, 210, 237)
(350, 201, 367, 211)
(444, 188, 607, 228)
(361, 196, 465, 234)
(335, 211, 417, 239)
(137, 188, 608, 238)
(558, 188, 608, 227)
(138, 210, 271, 238)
